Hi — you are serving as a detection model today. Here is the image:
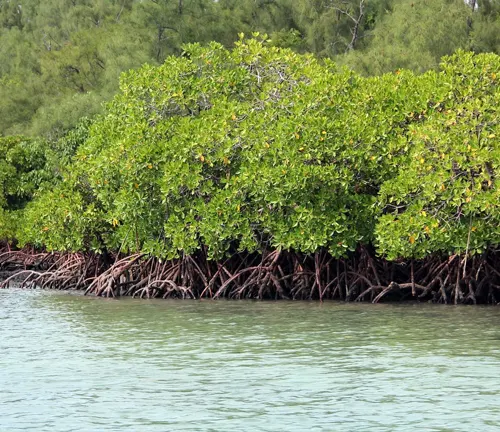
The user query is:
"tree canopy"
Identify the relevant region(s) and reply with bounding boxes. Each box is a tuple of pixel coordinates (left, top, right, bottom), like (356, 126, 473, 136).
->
(0, 39, 494, 264)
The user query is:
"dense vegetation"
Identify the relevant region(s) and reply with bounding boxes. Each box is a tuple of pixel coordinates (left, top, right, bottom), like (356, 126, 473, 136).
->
(1, 0, 500, 138)
(1, 36, 499, 303)
(1, 1, 500, 303)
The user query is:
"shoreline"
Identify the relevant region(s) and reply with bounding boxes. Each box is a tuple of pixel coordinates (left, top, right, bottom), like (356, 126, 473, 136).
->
(1, 246, 499, 305)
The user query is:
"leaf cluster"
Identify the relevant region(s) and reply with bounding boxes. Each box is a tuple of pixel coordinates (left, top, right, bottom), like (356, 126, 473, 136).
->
(14, 40, 500, 261)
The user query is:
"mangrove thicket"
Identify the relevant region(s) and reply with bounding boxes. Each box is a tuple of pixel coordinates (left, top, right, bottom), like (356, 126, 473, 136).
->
(1, 37, 499, 304)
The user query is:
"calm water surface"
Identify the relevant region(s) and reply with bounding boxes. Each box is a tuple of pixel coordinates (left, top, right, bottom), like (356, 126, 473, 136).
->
(1, 289, 500, 431)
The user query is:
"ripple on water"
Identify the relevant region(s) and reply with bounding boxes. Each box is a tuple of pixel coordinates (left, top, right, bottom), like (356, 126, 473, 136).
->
(1, 290, 500, 431)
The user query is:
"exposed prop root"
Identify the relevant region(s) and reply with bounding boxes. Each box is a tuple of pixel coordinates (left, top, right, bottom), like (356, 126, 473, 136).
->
(1, 243, 499, 304)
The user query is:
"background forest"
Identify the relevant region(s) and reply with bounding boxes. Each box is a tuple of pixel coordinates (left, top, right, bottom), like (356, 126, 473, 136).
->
(1, 0, 499, 139)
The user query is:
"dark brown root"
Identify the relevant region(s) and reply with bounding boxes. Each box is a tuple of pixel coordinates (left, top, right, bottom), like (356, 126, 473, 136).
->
(1, 242, 500, 304)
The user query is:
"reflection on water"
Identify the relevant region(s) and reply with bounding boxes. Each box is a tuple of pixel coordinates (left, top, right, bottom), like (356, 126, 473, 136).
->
(1, 289, 500, 431)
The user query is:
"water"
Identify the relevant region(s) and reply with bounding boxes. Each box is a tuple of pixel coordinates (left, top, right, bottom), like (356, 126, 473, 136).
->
(1, 289, 500, 431)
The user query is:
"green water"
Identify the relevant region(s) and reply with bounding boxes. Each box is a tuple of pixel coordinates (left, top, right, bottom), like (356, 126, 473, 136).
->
(1, 289, 500, 431)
